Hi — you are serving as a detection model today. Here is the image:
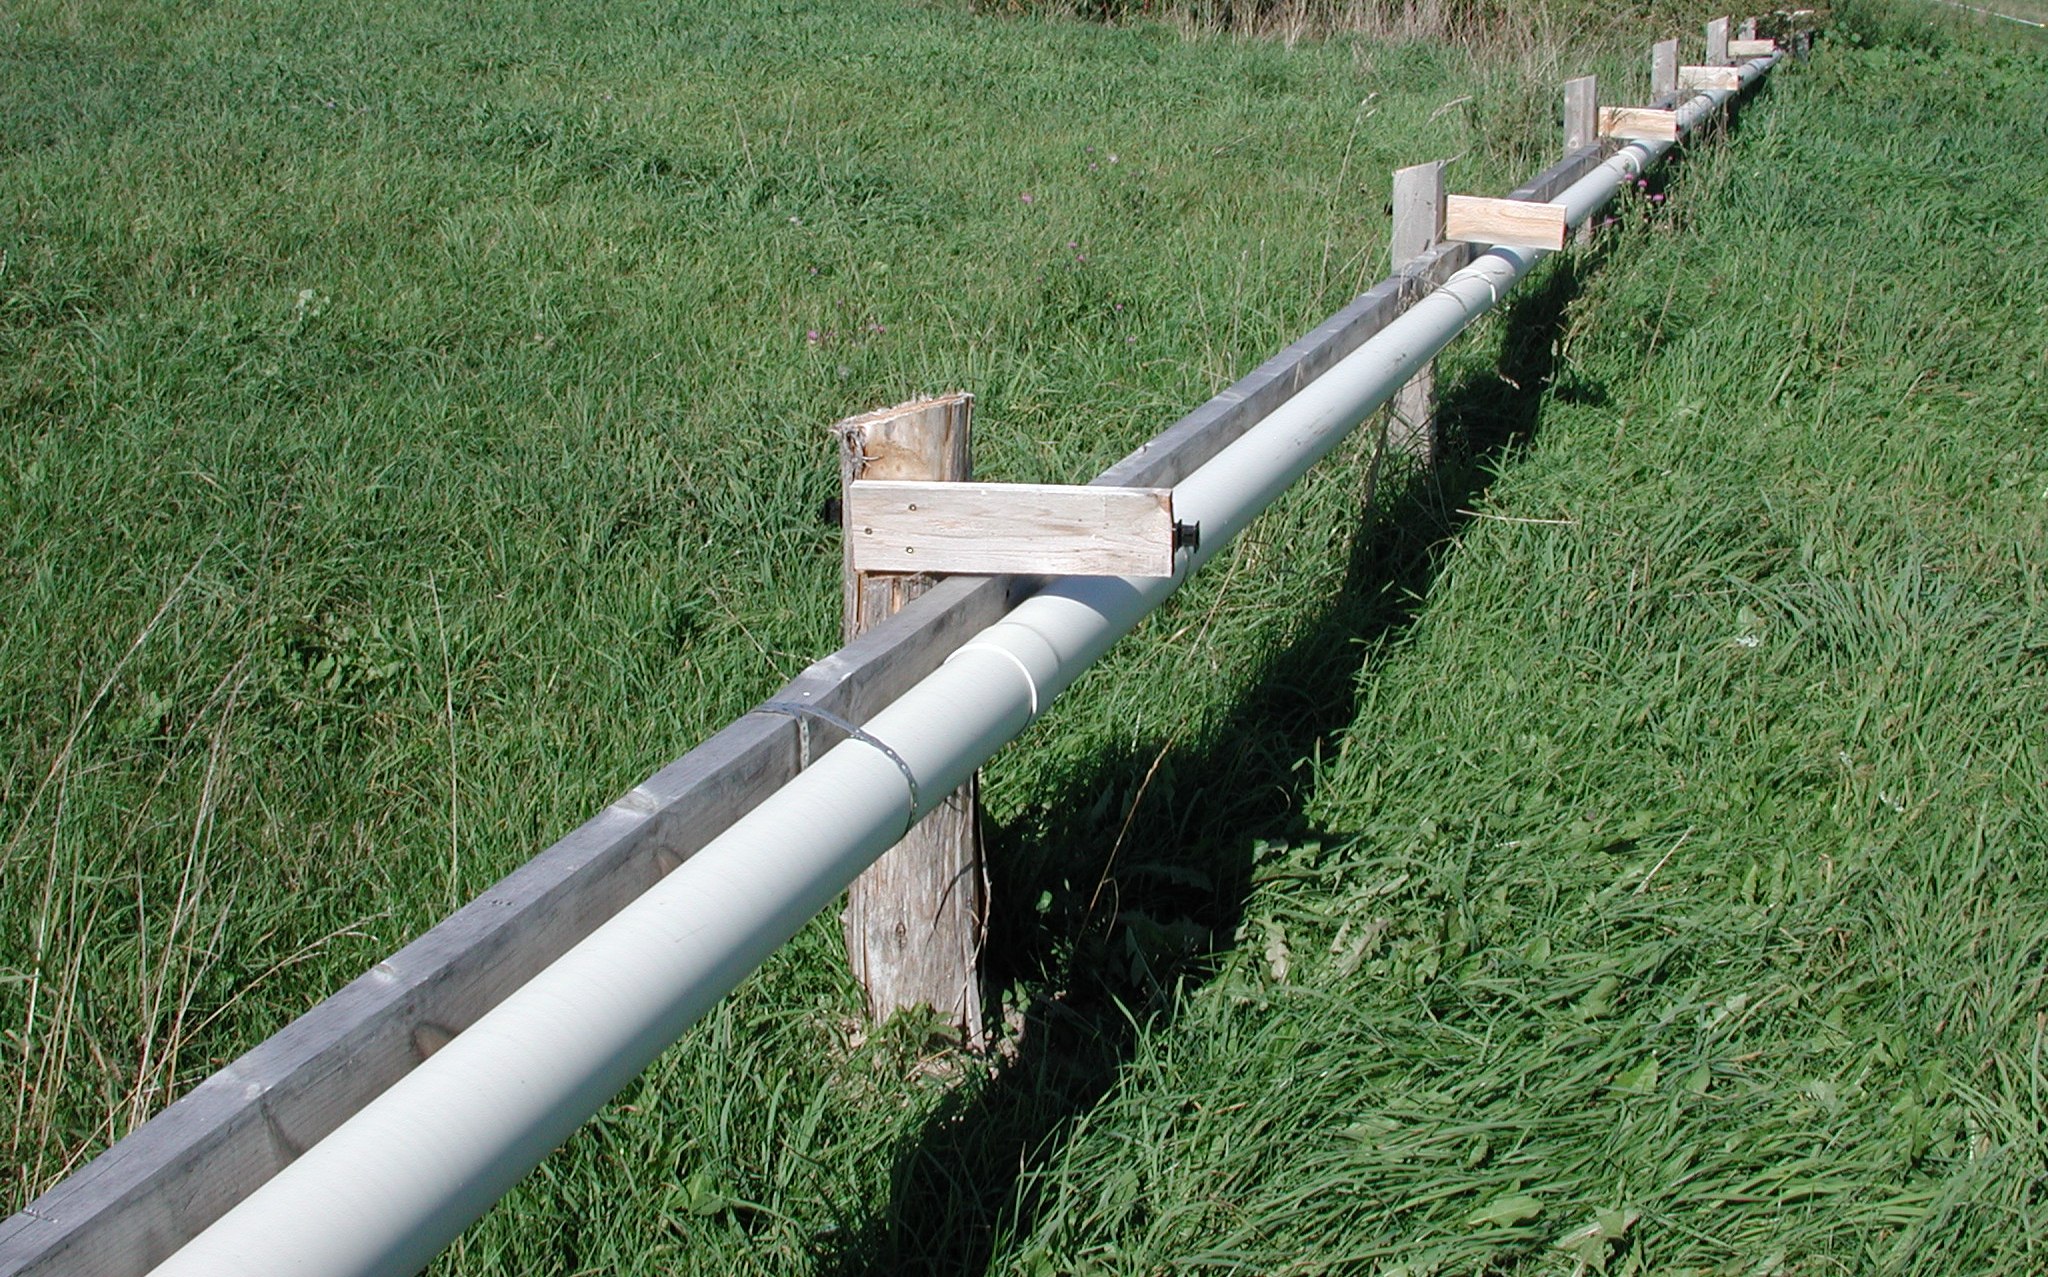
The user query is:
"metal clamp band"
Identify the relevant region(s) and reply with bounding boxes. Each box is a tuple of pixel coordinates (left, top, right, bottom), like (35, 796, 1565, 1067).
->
(756, 700, 920, 825)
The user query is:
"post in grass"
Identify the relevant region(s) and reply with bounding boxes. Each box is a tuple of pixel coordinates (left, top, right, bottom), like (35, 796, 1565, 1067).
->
(831, 392, 987, 1044)
(1563, 75, 1598, 244)
(1651, 36, 1680, 101)
(1388, 160, 1445, 463)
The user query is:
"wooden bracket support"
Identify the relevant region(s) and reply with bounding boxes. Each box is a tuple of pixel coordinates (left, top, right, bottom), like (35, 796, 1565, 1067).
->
(1599, 106, 1679, 142)
(1389, 159, 1446, 462)
(847, 480, 1178, 578)
(832, 393, 985, 1044)
(1444, 194, 1569, 251)
(1728, 37, 1776, 56)
(1651, 37, 1680, 100)
(1678, 64, 1743, 92)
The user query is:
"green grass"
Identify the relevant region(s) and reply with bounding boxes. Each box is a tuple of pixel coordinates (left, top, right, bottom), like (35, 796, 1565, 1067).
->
(975, 10, 2048, 1274)
(1932, 0, 2048, 28)
(6, 0, 2047, 1273)
(0, 0, 1631, 1230)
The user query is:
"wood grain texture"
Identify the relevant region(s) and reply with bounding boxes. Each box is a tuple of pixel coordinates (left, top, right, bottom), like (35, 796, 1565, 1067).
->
(1728, 37, 1776, 56)
(1679, 64, 1743, 91)
(1390, 160, 1445, 267)
(1652, 37, 1681, 98)
(1706, 15, 1731, 64)
(1599, 106, 1679, 141)
(1443, 194, 1568, 251)
(850, 481, 1175, 578)
(834, 397, 986, 1045)
(0, 127, 1629, 1277)
(1563, 76, 1599, 153)
(1389, 160, 1446, 462)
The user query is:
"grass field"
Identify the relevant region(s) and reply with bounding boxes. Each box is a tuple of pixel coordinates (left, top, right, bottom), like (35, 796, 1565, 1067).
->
(4, 0, 2046, 1273)
(1930, 0, 2048, 28)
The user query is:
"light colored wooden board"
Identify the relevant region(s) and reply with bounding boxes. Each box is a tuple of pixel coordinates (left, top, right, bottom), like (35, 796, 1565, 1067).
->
(1706, 15, 1731, 63)
(1738, 16, 1758, 37)
(849, 480, 1175, 578)
(1599, 106, 1680, 141)
(1443, 194, 1568, 251)
(1651, 37, 1680, 98)
(1728, 37, 1776, 55)
(1679, 64, 1743, 91)
(0, 128, 1631, 1277)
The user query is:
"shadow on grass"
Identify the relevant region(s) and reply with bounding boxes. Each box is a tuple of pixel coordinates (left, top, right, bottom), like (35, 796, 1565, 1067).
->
(819, 248, 1599, 1275)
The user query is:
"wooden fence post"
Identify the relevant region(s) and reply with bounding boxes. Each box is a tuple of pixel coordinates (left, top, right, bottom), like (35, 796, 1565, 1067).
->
(1564, 75, 1599, 153)
(1388, 160, 1445, 462)
(1652, 37, 1680, 101)
(832, 393, 986, 1044)
(1706, 15, 1731, 65)
(1563, 75, 1598, 245)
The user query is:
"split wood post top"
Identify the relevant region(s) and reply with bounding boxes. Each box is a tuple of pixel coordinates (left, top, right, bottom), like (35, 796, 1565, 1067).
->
(1388, 160, 1445, 464)
(832, 393, 986, 1044)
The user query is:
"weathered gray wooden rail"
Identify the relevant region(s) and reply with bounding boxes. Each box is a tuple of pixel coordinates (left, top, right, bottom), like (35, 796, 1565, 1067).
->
(0, 147, 1606, 1277)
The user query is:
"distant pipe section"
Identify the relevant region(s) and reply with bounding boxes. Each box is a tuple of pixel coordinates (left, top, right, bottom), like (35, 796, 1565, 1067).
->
(149, 54, 1776, 1277)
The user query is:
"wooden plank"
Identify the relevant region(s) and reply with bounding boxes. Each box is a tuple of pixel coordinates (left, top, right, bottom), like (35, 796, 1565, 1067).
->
(1651, 38, 1681, 100)
(1563, 75, 1599, 154)
(834, 396, 985, 1045)
(849, 480, 1175, 578)
(1706, 15, 1731, 63)
(1599, 106, 1680, 142)
(1728, 37, 1776, 56)
(1443, 194, 1569, 251)
(1738, 16, 1759, 37)
(0, 127, 1627, 1277)
(1679, 64, 1743, 92)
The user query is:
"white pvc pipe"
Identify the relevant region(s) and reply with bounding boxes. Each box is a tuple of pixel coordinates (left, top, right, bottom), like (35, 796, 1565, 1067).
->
(150, 57, 1774, 1277)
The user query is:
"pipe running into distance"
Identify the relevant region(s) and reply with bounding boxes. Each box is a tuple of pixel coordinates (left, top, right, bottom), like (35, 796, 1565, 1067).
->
(149, 54, 1777, 1277)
